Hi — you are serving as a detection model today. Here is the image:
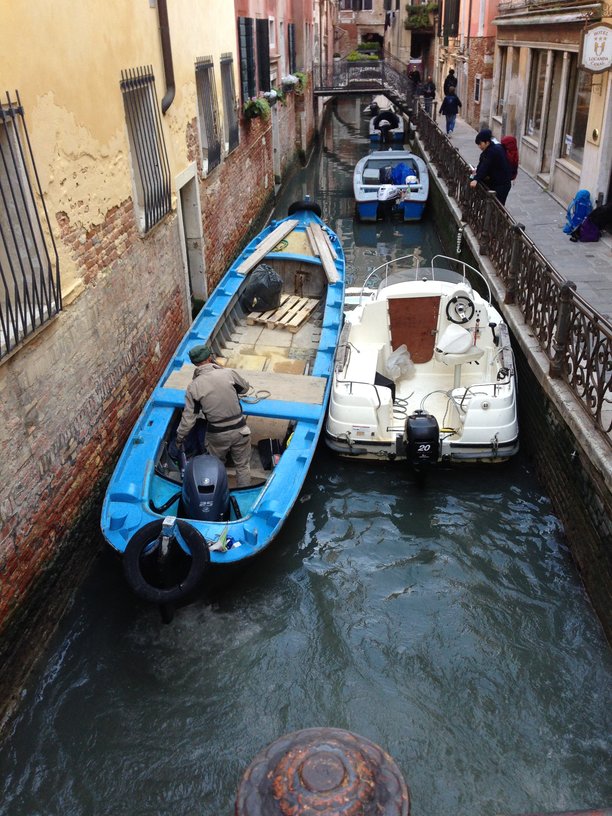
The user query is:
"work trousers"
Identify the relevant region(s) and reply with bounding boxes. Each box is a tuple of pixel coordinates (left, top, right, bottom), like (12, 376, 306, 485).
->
(206, 426, 252, 487)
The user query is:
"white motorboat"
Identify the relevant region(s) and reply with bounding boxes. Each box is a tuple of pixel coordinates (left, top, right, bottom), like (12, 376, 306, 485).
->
(353, 149, 429, 222)
(325, 254, 519, 468)
(363, 95, 394, 116)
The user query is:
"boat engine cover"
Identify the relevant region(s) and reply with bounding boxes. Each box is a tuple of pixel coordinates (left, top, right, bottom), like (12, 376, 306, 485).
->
(377, 184, 400, 202)
(404, 410, 440, 466)
(182, 454, 230, 521)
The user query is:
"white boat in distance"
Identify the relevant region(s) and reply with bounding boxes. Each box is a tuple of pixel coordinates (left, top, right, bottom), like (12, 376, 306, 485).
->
(354, 149, 429, 222)
(325, 254, 519, 469)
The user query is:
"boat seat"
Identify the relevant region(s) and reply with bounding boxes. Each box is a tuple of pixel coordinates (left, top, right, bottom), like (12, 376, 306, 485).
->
(345, 342, 382, 384)
(434, 324, 484, 366)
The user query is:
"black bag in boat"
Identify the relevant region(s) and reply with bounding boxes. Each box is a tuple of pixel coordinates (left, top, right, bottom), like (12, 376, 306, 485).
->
(258, 438, 283, 470)
(240, 263, 283, 312)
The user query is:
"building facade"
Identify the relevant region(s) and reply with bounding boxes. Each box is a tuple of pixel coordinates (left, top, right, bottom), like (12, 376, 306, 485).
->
(490, 0, 612, 205)
(0, 0, 319, 685)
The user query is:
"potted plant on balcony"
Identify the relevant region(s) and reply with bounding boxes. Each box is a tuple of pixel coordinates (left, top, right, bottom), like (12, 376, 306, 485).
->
(294, 71, 309, 94)
(404, 2, 438, 30)
(243, 96, 271, 120)
(281, 74, 299, 92)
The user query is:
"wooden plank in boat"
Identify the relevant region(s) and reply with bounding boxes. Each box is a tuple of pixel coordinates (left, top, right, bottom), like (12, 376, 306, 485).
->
(306, 222, 339, 284)
(247, 295, 318, 333)
(164, 365, 326, 405)
(225, 354, 267, 371)
(244, 370, 326, 404)
(235, 219, 299, 276)
(270, 358, 306, 375)
(388, 295, 440, 364)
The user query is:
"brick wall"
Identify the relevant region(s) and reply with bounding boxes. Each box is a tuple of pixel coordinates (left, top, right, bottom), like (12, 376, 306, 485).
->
(464, 36, 495, 128)
(0, 97, 319, 730)
(0, 208, 189, 633)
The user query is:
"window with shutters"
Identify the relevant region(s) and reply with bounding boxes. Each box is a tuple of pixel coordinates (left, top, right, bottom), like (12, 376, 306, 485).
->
(220, 54, 239, 153)
(238, 17, 257, 102)
(256, 19, 271, 92)
(0, 92, 61, 359)
(195, 57, 222, 174)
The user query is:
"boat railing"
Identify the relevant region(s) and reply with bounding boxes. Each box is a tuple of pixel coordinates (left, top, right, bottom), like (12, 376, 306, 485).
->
(358, 254, 492, 305)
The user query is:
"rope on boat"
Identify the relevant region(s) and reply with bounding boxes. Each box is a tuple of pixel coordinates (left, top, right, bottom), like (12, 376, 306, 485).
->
(242, 388, 272, 404)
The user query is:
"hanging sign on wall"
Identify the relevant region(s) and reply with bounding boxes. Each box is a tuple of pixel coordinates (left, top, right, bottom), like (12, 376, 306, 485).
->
(580, 22, 612, 72)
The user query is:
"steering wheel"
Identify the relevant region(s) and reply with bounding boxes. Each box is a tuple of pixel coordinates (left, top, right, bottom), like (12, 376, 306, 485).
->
(446, 295, 475, 324)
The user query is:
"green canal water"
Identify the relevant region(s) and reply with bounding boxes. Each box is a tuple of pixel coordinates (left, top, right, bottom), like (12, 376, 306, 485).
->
(0, 99, 610, 816)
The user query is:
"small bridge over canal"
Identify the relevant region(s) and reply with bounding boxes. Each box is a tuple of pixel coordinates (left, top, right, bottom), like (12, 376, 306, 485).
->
(312, 54, 416, 108)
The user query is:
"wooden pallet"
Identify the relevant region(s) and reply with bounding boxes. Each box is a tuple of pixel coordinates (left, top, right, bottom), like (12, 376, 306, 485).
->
(247, 295, 318, 333)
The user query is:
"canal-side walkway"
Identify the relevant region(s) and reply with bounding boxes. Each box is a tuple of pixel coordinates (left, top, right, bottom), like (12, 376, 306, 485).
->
(443, 116, 612, 315)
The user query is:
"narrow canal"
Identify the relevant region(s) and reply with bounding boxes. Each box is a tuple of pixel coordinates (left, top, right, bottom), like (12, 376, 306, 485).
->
(1, 99, 610, 816)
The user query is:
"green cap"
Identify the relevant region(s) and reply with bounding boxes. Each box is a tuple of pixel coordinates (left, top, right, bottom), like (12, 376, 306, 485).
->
(189, 344, 212, 364)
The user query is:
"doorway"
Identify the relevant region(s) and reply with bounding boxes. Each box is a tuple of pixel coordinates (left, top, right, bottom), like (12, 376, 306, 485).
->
(177, 165, 207, 312)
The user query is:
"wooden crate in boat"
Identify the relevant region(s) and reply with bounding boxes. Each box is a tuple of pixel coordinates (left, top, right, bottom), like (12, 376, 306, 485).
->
(247, 295, 318, 333)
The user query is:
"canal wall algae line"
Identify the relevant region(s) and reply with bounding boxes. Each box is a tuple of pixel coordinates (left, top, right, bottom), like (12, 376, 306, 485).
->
(411, 113, 612, 643)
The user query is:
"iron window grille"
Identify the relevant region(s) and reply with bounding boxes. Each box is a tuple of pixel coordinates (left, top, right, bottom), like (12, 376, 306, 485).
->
(221, 54, 239, 153)
(0, 91, 61, 360)
(120, 66, 171, 233)
(195, 57, 222, 174)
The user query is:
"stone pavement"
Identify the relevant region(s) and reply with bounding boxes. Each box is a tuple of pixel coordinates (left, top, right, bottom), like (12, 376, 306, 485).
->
(445, 116, 612, 318)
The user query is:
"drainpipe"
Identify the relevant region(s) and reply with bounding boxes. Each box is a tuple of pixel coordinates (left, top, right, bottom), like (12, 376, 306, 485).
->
(158, 0, 175, 114)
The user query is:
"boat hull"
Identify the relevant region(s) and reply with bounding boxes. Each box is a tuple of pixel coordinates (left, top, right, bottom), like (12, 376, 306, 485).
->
(354, 150, 429, 222)
(101, 204, 345, 607)
(325, 256, 519, 469)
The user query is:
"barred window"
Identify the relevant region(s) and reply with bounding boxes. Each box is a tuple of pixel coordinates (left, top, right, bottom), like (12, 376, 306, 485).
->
(195, 57, 222, 174)
(0, 92, 61, 359)
(120, 66, 171, 233)
(220, 54, 239, 153)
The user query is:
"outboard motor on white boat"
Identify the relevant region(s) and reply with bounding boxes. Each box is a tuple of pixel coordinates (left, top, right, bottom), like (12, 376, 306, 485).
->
(377, 184, 400, 202)
(403, 410, 440, 468)
(181, 453, 230, 521)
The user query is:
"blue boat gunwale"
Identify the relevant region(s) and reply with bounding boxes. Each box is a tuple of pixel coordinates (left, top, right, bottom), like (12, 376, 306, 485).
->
(101, 208, 345, 567)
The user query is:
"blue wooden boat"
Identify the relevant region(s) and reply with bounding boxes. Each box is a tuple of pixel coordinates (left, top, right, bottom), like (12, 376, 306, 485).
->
(101, 201, 345, 617)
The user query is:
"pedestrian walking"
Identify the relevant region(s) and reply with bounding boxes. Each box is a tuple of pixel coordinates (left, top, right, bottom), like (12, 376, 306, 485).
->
(443, 68, 457, 96)
(422, 76, 436, 114)
(469, 129, 512, 205)
(439, 87, 462, 136)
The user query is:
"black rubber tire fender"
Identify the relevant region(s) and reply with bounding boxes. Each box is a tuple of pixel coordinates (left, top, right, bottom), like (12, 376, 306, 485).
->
(123, 519, 210, 606)
(288, 200, 322, 217)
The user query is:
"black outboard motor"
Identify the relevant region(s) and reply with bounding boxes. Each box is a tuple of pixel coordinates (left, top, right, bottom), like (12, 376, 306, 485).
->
(181, 454, 230, 521)
(403, 410, 440, 468)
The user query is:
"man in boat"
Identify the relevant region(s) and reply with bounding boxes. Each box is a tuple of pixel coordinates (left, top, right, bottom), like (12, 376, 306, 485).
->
(175, 344, 252, 486)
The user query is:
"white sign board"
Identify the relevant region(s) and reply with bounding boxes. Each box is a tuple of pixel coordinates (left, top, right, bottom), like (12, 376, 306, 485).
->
(581, 23, 612, 73)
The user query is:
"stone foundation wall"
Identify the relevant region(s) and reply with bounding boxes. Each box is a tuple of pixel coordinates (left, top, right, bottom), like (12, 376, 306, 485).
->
(425, 146, 612, 641)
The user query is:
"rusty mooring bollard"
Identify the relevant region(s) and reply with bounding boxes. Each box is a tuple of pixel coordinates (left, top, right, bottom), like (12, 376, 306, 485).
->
(235, 726, 410, 815)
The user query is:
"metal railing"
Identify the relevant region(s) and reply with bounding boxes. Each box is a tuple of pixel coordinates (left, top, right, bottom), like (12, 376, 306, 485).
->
(0, 91, 61, 359)
(415, 106, 612, 444)
(313, 53, 415, 108)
